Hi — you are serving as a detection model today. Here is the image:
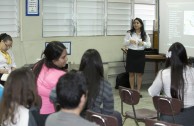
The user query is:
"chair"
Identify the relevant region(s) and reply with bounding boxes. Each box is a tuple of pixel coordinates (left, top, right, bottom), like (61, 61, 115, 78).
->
(145, 119, 183, 126)
(119, 86, 157, 126)
(85, 110, 118, 126)
(152, 96, 183, 123)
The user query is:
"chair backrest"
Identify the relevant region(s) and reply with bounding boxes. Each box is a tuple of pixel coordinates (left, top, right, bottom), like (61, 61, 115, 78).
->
(153, 96, 182, 116)
(119, 86, 140, 105)
(145, 119, 183, 126)
(85, 110, 118, 126)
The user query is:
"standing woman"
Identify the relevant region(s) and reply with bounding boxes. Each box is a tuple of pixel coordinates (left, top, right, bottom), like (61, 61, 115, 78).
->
(124, 18, 151, 95)
(79, 49, 122, 126)
(33, 41, 67, 126)
(0, 33, 16, 85)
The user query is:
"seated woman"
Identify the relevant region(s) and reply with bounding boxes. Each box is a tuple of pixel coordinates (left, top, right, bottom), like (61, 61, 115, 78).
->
(0, 67, 40, 126)
(79, 49, 122, 126)
(0, 33, 16, 85)
(148, 42, 194, 126)
(33, 41, 67, 126)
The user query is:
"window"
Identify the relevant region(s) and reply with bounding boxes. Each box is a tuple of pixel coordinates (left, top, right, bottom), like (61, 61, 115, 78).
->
(107, 0, 132, 35)
(43, 0, 156, 37)
(76, 0, 105, 36)
(134, 0, 156, 33)
(0, 0, 19, 37)
(43, 0, 74, 37)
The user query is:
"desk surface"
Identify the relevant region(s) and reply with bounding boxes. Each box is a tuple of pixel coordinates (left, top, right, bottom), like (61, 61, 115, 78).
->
(121, 48, 166, 60)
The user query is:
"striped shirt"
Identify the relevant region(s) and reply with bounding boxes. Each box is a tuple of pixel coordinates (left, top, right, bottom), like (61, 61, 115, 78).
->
(89, 79, 114, 115)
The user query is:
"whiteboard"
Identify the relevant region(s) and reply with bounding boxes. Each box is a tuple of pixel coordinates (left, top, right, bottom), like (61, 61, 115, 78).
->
(159, 0, 194, 57)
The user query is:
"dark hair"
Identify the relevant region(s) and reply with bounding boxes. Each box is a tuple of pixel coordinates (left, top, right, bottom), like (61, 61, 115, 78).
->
(0, 33, 12, 42)
(33, 41, 66, 81)
(56, 70, 87, 109)
(129, 17, 147, 41)
(79, 49, 104, 108)
(0, 67, 40, 125)
(165, 42, 188, 101)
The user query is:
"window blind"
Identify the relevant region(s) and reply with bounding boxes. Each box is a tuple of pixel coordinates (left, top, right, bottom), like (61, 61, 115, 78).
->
(134, 0, 156, 34)
(42, 0, 156, 37)
(0, 0, 19, 37)
(43, 0, 74, 37)
(76, 0, 105, 36)
(107, 0, 132, 35)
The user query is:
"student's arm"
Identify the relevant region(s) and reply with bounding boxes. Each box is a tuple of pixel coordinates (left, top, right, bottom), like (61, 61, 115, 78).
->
(148, 70, 163, 96)
(49, 87, 57, 103)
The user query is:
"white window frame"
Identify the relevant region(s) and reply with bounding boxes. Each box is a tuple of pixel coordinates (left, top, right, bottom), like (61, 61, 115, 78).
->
(106, 0, 132, 35)
(0, 0, 19, 37)
(134, 0, 156, 34)
(76, 0, 105, 36)
(43, 0, 74, 37)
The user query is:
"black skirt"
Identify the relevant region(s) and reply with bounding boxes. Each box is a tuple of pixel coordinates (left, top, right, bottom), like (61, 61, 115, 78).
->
(126, 49, 145, 73)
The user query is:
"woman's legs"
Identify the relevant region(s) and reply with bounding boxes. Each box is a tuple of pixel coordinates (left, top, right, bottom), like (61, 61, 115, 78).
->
(129, 72, 135, 89)
(136, 73, 143, 92)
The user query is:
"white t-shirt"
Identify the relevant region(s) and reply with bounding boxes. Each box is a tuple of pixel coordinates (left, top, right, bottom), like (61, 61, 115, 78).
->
(3, 106, 29, 126)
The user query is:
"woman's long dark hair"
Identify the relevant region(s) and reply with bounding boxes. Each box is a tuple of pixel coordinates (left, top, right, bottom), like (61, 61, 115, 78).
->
(79, 49, 104, 108)
(165, 42, 188, 102)
(0, 67, 40, 125)
(129, 17, 147, 41)
(33, 41, 66, 82)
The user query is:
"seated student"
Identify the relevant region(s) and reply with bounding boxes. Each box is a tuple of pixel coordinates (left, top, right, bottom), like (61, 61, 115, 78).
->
(0, 67, 40, 126)
(45, 70, 98, 126)
(79, 49, 122, 126)
(148, 42, 194, 126)
(33, 41, 67, 126)
(0, 33, 16, 85)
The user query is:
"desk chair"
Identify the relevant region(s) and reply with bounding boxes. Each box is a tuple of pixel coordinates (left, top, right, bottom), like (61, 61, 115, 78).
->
(119, 86, 157, 126)
(85, 110, 118, 126)
(145, 119, 183, 126)
(152, 96, 182, 123)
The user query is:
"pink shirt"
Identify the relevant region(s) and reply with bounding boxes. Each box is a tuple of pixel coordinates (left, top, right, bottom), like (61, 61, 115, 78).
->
(37, 64, 65, 114)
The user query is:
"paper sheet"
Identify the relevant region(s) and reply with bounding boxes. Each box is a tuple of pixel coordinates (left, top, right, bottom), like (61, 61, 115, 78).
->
(1, 74, 9, 81)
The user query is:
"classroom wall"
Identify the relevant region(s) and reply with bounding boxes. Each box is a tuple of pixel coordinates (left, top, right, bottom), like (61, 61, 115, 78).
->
(12, 0, 130, 67)
(10, 1, 155, 87)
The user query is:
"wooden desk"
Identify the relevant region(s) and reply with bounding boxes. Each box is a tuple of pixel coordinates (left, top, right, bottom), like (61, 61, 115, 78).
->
(121, 48, 166, 75)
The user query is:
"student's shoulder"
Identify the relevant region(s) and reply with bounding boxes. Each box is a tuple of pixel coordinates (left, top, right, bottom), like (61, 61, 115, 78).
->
(78, 117, 99, 126)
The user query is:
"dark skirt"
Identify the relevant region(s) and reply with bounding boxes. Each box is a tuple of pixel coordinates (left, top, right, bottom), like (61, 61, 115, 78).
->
(126, 49, 145, 73)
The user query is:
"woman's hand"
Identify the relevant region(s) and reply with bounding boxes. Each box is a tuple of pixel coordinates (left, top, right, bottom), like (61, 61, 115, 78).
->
(130, 40, 136, 44)
(0, 69, 9, 74)
(138, 41, 144, 46)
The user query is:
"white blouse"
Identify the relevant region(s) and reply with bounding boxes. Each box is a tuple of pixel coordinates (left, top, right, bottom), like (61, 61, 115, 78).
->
(124, 32, 151, 50)
(148, 66, 194, 108)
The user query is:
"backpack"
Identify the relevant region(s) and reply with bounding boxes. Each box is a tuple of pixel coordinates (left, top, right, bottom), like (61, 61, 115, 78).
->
(115, 72, 130, 89)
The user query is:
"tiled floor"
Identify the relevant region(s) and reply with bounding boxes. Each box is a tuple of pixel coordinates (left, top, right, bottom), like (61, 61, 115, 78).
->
(113, 84, 156, 126)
